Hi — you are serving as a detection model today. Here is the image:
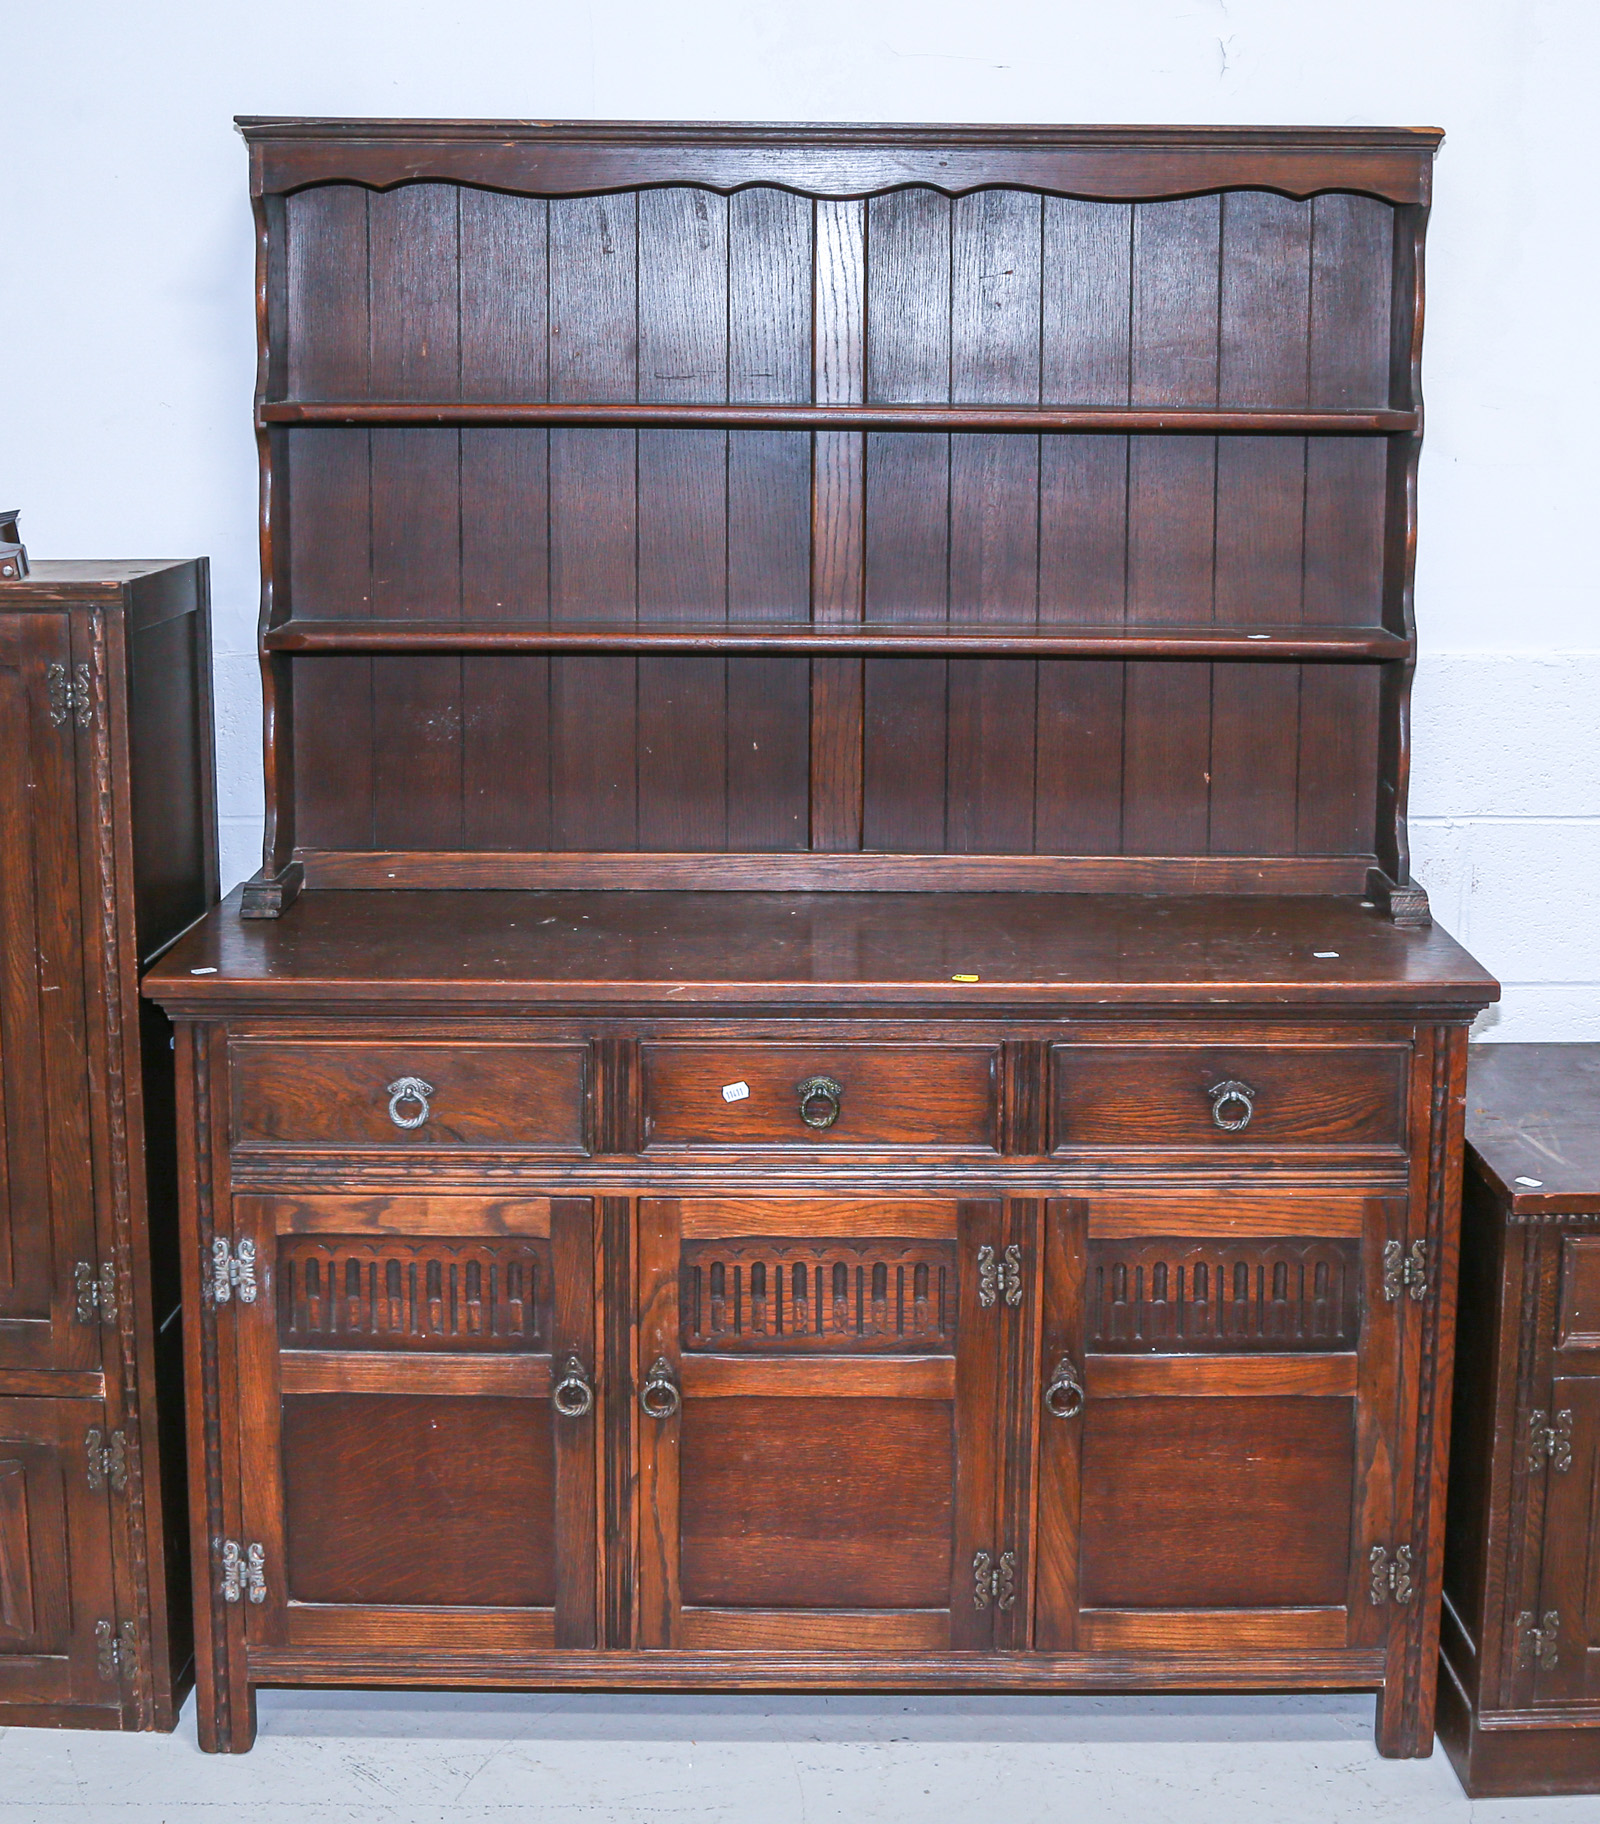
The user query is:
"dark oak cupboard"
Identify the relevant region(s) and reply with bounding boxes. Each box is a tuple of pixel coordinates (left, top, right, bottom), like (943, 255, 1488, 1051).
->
(142, 120, 1496, 1757)
(0, 561, 214, 1728)
(1439, 1046, 1600, 1795)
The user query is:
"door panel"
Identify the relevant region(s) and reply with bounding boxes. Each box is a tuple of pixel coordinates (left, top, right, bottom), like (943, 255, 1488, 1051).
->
(1529, 1378, 1600, 1705)
(636, 1198, 1011, 1653)
(0, 1397, 117, 1708)
(1034, 1195, 1402, 1654)
(235, 1196, 598, 1656)
(0, 616, 98, 1371)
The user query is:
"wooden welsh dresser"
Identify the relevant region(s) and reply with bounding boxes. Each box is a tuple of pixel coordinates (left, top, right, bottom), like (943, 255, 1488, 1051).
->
(143, 120, 1497, 1755)
(1440, 1045, 1600, 1794)
(1, 560, 214, 1729)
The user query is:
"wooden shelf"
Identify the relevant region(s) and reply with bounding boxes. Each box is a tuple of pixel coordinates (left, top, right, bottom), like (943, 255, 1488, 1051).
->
(260, 400, 1416, 436)
(264, 621, 1412, 661)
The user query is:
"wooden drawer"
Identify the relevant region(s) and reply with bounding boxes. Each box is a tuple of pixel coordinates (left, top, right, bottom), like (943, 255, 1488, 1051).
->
(1051, 1042, 1407, 1154)
(230, 1040, 589, 1152)
(641, 1044, 999, 1152)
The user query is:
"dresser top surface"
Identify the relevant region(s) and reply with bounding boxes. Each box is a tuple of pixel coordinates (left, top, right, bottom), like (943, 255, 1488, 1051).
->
(1467, 1044, 1600, 1215)
(143, 889, 1497, 1015)
(0, 559, 197, 604)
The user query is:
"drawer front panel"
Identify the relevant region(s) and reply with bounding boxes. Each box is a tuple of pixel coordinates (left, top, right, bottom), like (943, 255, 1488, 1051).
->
(1051, 1043, 1407, 1153)
(642, 1045, 999, 1152)
(230, 1041, 588, 1152)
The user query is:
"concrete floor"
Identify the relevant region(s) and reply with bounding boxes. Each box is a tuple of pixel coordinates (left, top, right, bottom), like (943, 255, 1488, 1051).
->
(2, 1692, 1598, 1822)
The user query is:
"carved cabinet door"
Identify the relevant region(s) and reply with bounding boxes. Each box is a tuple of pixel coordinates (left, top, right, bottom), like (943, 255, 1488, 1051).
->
(634, 1198, 1019, 1653)
(1521, 1376, 1600, 1705)
(0, 1397, 118, 1711)
(1032, 1195, 1405, 1657)
(0, 615, 99, 1372)
(230, 1196, 599, 1657)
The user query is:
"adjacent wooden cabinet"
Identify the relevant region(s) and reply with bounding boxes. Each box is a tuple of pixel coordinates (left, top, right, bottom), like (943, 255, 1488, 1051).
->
(0, 561, 215, 1728)
(143, 120, 1496, 1757)
(1439, 1045, 1600, 1795)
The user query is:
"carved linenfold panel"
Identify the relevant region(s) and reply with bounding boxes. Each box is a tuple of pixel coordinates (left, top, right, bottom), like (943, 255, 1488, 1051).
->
(278, 1236, 550, 1351)
(682, 1238, 957, 1353)
(1088, 1238, 1361, 1352)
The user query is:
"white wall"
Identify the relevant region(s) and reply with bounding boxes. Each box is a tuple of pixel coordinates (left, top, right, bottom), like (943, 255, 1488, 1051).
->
(3, 0, 1595, 1037)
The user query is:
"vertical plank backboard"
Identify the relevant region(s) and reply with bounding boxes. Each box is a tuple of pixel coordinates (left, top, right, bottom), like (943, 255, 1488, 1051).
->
(286, 186, 375, 848)
(549, 194, 640, 849)
(1123, 197, 1220, 855)
(1210, 193, 1311, 856)
(810, 199, 866, 850)
(367, 186, 463, 848)
(1299, 193, 1393, 857)
(947, 191, 1040, 854)
(638, 193, 730, 851)
(1037, 199, 1130, 854)
(460, 193, 553, 848)
(862, 189, 950, 853)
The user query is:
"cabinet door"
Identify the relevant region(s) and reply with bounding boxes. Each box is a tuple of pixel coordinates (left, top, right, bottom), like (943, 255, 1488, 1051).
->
(635, 1198, 1012, 1654)
(233, 1196, 599, 1658)
(1525, 1378, 1600, 1704)
(1033, 1194, 1402, 1657)
(0, 616, 98, 1371)
(0, 1397, 118, 1711)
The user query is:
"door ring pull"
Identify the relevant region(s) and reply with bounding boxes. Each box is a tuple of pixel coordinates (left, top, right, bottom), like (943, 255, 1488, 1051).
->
(553, 1355, 594, 1419)
(1043, 1356, 1085, 1420)
(640, 1356, 681, 1420)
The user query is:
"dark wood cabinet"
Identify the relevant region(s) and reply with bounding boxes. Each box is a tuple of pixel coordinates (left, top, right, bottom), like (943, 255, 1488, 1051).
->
(0, 560, 215, 1729)
(1439, 1045, 1600, 1794)
(143, 120, 1495, 1757)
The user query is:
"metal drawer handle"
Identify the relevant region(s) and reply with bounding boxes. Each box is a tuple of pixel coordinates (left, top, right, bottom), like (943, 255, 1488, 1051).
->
(639, 1356, 681, 1420)
(552, 1354, 594, 1420)
(386, 1076, 434, 1129)
(1208, 1078, 1256, 1132)
(796, 1075, 844, 1129)
(1043, 1356, 1085, 1420)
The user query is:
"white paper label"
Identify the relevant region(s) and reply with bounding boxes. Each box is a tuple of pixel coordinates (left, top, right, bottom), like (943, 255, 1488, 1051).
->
(1515, 1176, 1544, 1189)
(721, 1081, 751, 1103)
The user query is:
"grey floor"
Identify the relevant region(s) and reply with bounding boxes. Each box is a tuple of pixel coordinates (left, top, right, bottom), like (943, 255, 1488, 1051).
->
(3, 1691, 1599, 1822)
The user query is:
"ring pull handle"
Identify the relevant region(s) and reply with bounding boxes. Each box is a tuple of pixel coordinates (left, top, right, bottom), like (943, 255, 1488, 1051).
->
(1208, 1078, 1256, 1133)
(552, 1354, 594, 1419)
(796, 1075, 844, 1130)
(1043, 1356, 1085, 1421)
(386, 1076, 434, 1130)
(639, 1356, 681, 1421)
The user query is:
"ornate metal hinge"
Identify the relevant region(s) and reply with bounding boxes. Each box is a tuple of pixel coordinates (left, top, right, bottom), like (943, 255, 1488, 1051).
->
(46, 660, 93, 728)
(977, 1244, 1024, 1310)
(73, 1260, 118, 1326)
(1381, 1239, 1429, 1302)
(1529, 1409, 1574, 1473)
(94, 1618, 138, 1681)
(1518, 1609, 1560, 1671)
(219, 1538, 267, 1604)
(210, 1236, 258, 1305)
(1368, 1543, 1414, 1606)
(85, 1427, 128, 1493)
(972, 1548, 1017, 1611)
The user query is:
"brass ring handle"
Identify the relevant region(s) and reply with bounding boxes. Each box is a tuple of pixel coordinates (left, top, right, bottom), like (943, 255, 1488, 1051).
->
(552, 1354, 594, 1420)
(1208, 1078, 1256, 1133)
(1043, 1357, 1085, 1421)
(386, 1076, 434, 1130)
(639, 1356, 681, 1420)
(796, 1075, 844, 1130)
